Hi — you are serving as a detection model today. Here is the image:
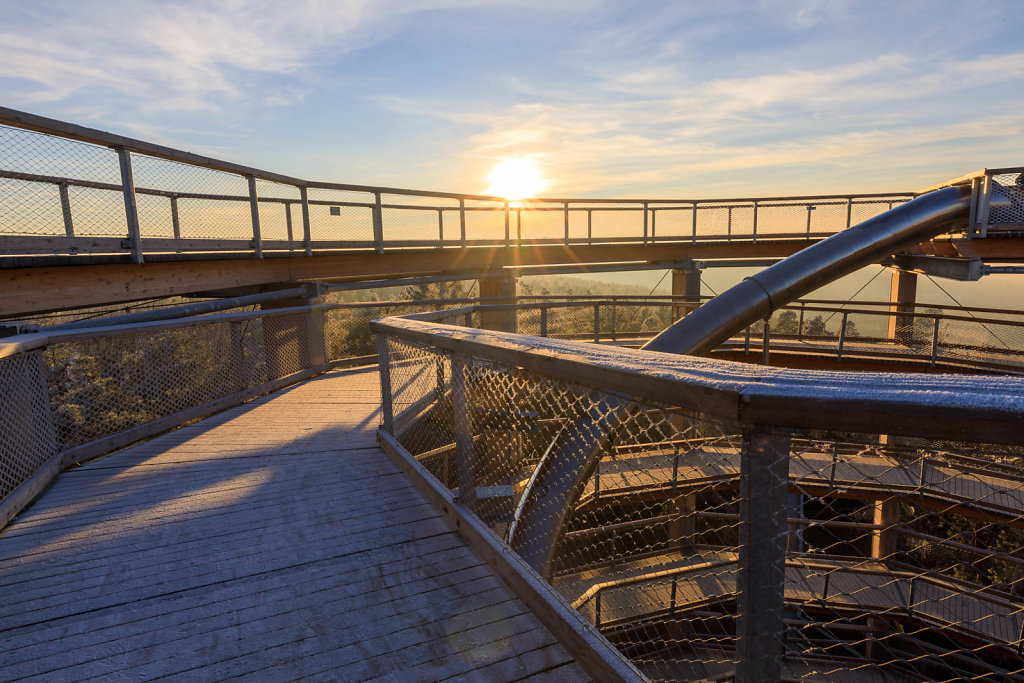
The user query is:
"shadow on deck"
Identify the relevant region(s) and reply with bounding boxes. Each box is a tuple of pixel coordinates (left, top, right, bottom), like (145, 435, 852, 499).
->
(0, 367, 587, 681)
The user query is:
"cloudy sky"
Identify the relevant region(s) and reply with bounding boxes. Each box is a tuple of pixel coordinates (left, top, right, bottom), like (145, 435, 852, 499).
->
(2, 0, 1023, 197)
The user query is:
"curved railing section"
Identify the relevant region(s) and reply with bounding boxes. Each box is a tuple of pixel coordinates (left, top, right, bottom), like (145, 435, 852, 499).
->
(372, 309, 1024, 681)
(0, 106, 944, 263)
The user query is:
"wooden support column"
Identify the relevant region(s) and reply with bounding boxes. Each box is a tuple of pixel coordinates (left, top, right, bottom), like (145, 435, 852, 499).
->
(867, 498, 900, 660)
(871, 499, 899, 561)
(671, 262, 701, 321)
(478, 271, 517, 333)
(259, 283, 327, 379)
(886, 268, 918, 344)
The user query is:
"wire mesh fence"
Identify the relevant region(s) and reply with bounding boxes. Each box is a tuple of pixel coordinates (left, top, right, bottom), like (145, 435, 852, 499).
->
(375, 315, 1024, 682)
(0, 307, 330, 523)
(0, 113, 926, 259)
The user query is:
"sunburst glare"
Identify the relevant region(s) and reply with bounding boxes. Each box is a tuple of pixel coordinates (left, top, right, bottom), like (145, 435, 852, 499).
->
(484, 157, 548, 200)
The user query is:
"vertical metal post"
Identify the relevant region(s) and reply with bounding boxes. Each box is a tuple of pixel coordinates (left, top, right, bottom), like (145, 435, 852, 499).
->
(691, 201, 698, 244)
(806, 205, 814, 234)
(650, 206, 656, 240)
(372, 190, 384, 253)
(797, 303, 805, 341)
(376, 335, 394, 433)
(247, 175, 263, 258)
(116, 147, 143, 264)
(299, 185, 312, 256)
(642, 203, 648, 246)
(845, 197, 853, 230)
(610, 305, 617, 341)
(762, 318, 771, 366)
(285, 201, 294, 247)
(516, 208, 522, 243)
(229, 320, 247, 392)
(967, 176, 980, 238)
(563, 202, 570, 245)
(459, 198, 467, 247)
(837, 311, 849, 360)
(587, 209, 592, 245)
(593, 303, 600, 343)
(594, 592, 602, 628)
(540, 307, 548, 337)
(170, 195, 181, 252)
(504, 201, 510, 247)
(930, 317, 941, 366)
(452, 353, 477, 511)
(437, 208, 444, 247)
(744, 325, 752, 354)
(977, 174, 993, 239)
(751, 200, 759, 243)
(736, 428, 790, 683)
(727, 206, 733, 240)
(59, 183, 74, 237)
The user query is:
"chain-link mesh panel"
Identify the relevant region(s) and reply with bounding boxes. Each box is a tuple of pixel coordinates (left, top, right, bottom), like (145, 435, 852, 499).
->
(306, 188, 374, 244)
(786, 434, 1024, 681)
(463, 200, 506, 243)
(42, 319, 276, 450)
(378, 325, 1024, 680)
(649, 206, 694, 241)
(0, 351, 58, 500)
(0, 124, 125, 240)
(380, 194, 455, 245)
(989, 171, 1024, 226)
(587, 204, 645, 242)
(129, 153, 252, 242)
(254, 180, 302, 246)
(379, 333, 777, 680)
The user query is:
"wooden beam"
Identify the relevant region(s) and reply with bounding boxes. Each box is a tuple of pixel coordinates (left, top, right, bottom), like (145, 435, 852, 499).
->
(0, 241, 812, 317)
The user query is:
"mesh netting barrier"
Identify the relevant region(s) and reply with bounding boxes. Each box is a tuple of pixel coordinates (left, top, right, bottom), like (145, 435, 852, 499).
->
(374, 315, 1024, 682)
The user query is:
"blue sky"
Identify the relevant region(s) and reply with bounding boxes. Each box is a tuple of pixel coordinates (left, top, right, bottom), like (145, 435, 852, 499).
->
(2, 0, 1023, 197)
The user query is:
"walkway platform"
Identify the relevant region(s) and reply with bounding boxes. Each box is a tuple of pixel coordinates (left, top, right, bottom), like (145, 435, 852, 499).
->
(0, 367, 587, 681)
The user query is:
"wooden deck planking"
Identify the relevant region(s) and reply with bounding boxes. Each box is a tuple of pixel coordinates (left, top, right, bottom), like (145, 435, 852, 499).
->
(0, 366, 586, 681)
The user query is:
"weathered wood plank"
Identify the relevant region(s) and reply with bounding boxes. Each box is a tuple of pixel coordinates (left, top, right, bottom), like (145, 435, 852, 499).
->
(0, 368, 580, 681)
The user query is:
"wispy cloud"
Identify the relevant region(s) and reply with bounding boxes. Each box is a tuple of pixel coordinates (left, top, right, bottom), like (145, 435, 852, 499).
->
(0, 0, 517, 115)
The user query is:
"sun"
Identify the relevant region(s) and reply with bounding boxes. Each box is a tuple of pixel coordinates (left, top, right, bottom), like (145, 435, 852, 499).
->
(484, 157, 548, 200)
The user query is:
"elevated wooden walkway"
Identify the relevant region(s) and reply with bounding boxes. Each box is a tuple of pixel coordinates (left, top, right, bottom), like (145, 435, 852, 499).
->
(0, 367, 587, 681)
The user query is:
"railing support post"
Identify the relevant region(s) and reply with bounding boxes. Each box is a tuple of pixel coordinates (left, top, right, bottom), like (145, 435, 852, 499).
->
(376, 335, 394, 433)
(563, 202, 570, 246)
(691, 201, 698, 244)
(504, 201, 510, 247)
(762, 318, 771, 366)
(437, 208, 445, 247)
(540, 307, 548, 337)
(59, 182, 74, 237)
(284, 201, 294, 247)
(116, 147, 143, 264)
(593, 303, 600, 343)
(837, 311, 848, 360)
(372, 190, 384, 253)
(751, 200, 759, 243)
(299, 185, 312, 256)
(459, 198, 467, 247)
(930, 317, 941, 366)
(452, 353, 477, 511)
(170, 195, 181, 253)
(736, 428, 790, 683)
(642, 203, 648, 246)
(247, 175, 263, 258)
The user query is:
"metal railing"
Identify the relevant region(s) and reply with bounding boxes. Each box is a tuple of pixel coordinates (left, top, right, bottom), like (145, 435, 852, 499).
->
(372, 309, 1024, 682)
(0, 107, 922, 262)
